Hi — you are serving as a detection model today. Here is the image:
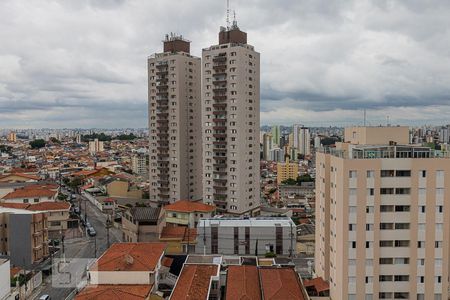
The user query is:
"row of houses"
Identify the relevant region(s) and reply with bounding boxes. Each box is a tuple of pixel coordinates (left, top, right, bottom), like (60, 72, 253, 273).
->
(75, 242, 325, 300)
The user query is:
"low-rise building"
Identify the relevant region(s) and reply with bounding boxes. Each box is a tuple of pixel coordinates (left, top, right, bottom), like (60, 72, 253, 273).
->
(26, 202, 71, 238)
(196, 217, 296, 256)
(0, 207, 49, 268)
(164, 200, 215, 228)
(0, 259, 10, 300)
(121, 206, 162, 242)
(1, 185, 58, 204)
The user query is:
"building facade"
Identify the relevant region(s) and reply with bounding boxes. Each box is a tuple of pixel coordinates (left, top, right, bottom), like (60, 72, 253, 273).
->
(148, 35, 202, 204)
(262, 132, 273, 161)
(88, 139, 104, 155)
(131, 153, 148, 177)
(315, 126, 450, 300)
(196, 217, 296, 256)
(201, 22, 260, 214)
(277, 157, 299, 185)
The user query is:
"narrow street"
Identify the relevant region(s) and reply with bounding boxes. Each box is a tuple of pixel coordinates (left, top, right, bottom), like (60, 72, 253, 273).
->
(31, 194, 122, 300)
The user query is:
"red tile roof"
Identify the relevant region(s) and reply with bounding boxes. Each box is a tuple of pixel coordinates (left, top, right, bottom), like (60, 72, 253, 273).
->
(303, 277, 329, 293)
(0, 203, 30, 209)
(75, 284, 151, 300)
(160, 226, 197, 243)
(171, 264, 218, 300)
(27, 202, 70, 211)
(2, 188, 57, 200)
(164, 200, 215, 213)
(161, 257, 174, 268)
(226, 265, 262, 300)
(0, 173, 40, 181)
(259, 267, 306, 300)
(92, 243, 166, 272)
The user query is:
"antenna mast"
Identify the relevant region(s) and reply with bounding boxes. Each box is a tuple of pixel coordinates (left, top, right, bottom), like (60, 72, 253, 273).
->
(226, 0, 230, 29)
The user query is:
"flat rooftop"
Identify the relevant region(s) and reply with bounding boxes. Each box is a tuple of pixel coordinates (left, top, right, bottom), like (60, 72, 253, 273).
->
(199, 216, 295, 227)
(322, 145, 450, 159)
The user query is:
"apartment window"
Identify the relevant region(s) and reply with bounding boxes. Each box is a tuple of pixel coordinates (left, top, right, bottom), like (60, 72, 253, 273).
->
(380, 170, 394, 177)
(396, 170, 411, 177)
(394, 275, 409, 282)
(396, 188, 410, 195)
(421, 170, 427, 177)
(394, 293, 409, 299)
(395, 205, 410, 212)
(349, 224, 356, 231)
(380, 205, 394, 212)
(435, 241, 442, 248)
(349, 206, 357, 213)
(367, 170, 375, 178)
(365, 259, 373, 266)
(380, 240, 393, 247)
(419, 206, 426, 213)
(365, 276, 373, 283)
(395, 223, 410, 230)
(349, 170, 357, 178)
(367, 188, 374, 196)
(348, 259, 356, 265)
(417, 241, 425, 248)
(417, 294, 425, 300)
(366, 224, 374, 231)
(380, 188, 394, 195)
(380, 223, 394, 230)
(379, 293, 392, 299)
(366, 206, 374, 213)
(436, 205, 443, 213)
(379, 257, 393, 264)
(435, 276, 442, 283)
(350, 241, 356, 248)
(435, 258, 442, 267)
(366, 241, 373, 248)
(379, 275, 393, 282)
(395, 240, 410, 247)
(417, 276, 425, 283)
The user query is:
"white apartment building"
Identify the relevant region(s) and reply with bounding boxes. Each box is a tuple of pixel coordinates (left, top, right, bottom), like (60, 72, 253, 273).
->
(315, 126, 450, 300)
(88, 138, 104, 155)
(201, 22, 260, 215)
(148, 34, 202, 204)
(131, 153, 148, 177)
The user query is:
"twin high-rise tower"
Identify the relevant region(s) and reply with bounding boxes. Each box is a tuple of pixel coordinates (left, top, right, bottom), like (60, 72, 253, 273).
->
(148, 22, 260, 215)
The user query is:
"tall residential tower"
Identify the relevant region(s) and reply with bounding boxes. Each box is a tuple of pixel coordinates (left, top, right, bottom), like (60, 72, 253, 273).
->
(148, 34, 202, 204)
(202, 22, 260, 214)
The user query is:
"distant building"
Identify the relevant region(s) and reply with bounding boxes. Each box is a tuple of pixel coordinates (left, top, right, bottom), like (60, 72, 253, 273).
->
(88, 139, 104, 155)
(277, 157, 299, 185)
(262, 133, 273, 161)
(7, 132, 16, 143)
(196, 217, 296, 256)
(131, 153, 148, 177)
(271, 125, 281, 146)
(270, 147, 285, 162)
(298, 126, 311, 156)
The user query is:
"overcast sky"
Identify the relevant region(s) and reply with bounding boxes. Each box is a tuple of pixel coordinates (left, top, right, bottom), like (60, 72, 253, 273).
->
(1, 0, 450, 128)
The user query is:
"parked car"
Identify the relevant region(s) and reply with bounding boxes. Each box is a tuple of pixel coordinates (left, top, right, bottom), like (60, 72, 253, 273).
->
(87, 227, 96, 237)
(39, 295, 51, 300)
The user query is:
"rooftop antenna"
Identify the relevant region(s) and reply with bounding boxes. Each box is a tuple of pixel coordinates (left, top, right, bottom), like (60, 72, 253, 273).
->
(226, 0, 230, 29)
(232, 10, 238, 28)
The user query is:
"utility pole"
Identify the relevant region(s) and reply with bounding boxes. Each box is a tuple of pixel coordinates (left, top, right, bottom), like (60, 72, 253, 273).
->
(106, 214, 112, 249)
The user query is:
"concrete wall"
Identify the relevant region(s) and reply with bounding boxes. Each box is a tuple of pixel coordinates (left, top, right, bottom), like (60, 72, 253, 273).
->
(89, 270, 155, 285)
(9, 214, 31, 268)
(0, 259, 10, 300)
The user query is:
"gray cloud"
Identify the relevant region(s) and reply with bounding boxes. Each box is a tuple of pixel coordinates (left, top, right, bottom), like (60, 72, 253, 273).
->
(0, 0, 449, 128)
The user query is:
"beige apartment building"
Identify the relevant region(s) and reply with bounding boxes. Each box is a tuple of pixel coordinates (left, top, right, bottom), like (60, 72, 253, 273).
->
(202, 21, 260, 214)
(148, 34, 202, 204)
(315, 126, 450, 300)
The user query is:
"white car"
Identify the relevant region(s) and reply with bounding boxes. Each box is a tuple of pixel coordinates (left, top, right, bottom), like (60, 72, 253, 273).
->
(39, 295, 51, 300)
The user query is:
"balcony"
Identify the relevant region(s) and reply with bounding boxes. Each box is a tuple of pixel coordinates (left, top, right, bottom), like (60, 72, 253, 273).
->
(157, 153, 169, 158)
(156, 61, 168, 68)
(156, 91, 169, 96)
(156, 77, 168, 82)
(213, 163, 227, 168)
(213, 103, 226, 109)
(157, 132, 169, 137)
(213, 79, 227, 85)
(212, 126, 226, 131)
(213, 56, 227, 63)
(213, 140, 227, 145)
(213, 170, 227, 175)
(214, 185, 227, 191)
(213, 87, 227, 93)
(212, 111, 226, 115)
(213, 64, 227, 71)
(158, 193, 170, 199)
(213, 193, 227, 199)
(213, 177, 227, 182)
(156, 70, 168, 76)
(213, 133, 227, 139)
(213, 95, 227, 101)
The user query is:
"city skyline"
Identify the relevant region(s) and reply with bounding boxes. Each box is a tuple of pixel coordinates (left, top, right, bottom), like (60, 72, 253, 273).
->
(1, 0, 450, 128)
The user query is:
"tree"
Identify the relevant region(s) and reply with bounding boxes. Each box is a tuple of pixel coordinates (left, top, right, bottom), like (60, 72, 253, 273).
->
(29, 139, 46, 149)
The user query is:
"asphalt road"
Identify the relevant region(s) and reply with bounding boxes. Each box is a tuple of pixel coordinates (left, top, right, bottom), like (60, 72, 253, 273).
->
(32, 192, 122, 300)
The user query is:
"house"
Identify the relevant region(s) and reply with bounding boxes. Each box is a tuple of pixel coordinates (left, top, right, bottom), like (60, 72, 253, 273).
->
(122, 206, 163, 242)
(163, 200, 215, 228)
(0, 173, 39, 183)
(170, 257, 221, 300)
(1, 185, 58, 204)
(26, 202, 71, 238)
(100, 176, 142, 199)
(196, 217, 296, 256)
(88, 242, 167, 286)
(76, 285, 152, 300)
(159, 226, 197, 254)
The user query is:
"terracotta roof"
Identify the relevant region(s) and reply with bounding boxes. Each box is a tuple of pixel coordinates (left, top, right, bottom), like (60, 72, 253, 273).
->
(259, 267, 305, 300)
(10, 267, 22, 278)
(23, 183, 59, 190)
(164, 200, 215, 213)
(161, 257, 174, 268)
(171, 264, 218, 300)
(0, 173, 40, 181)
(226, 265, 262, 300)
(92, 243, 166, 272)
(0, 203, 30, 209)
(2, 188, 57, 200)
(303, 277, 329, 293)
(27, 202, 70, 211)
(75, 284, 151, 300)
(71, 169, 99, 177)
(160, 226, 197, 243)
